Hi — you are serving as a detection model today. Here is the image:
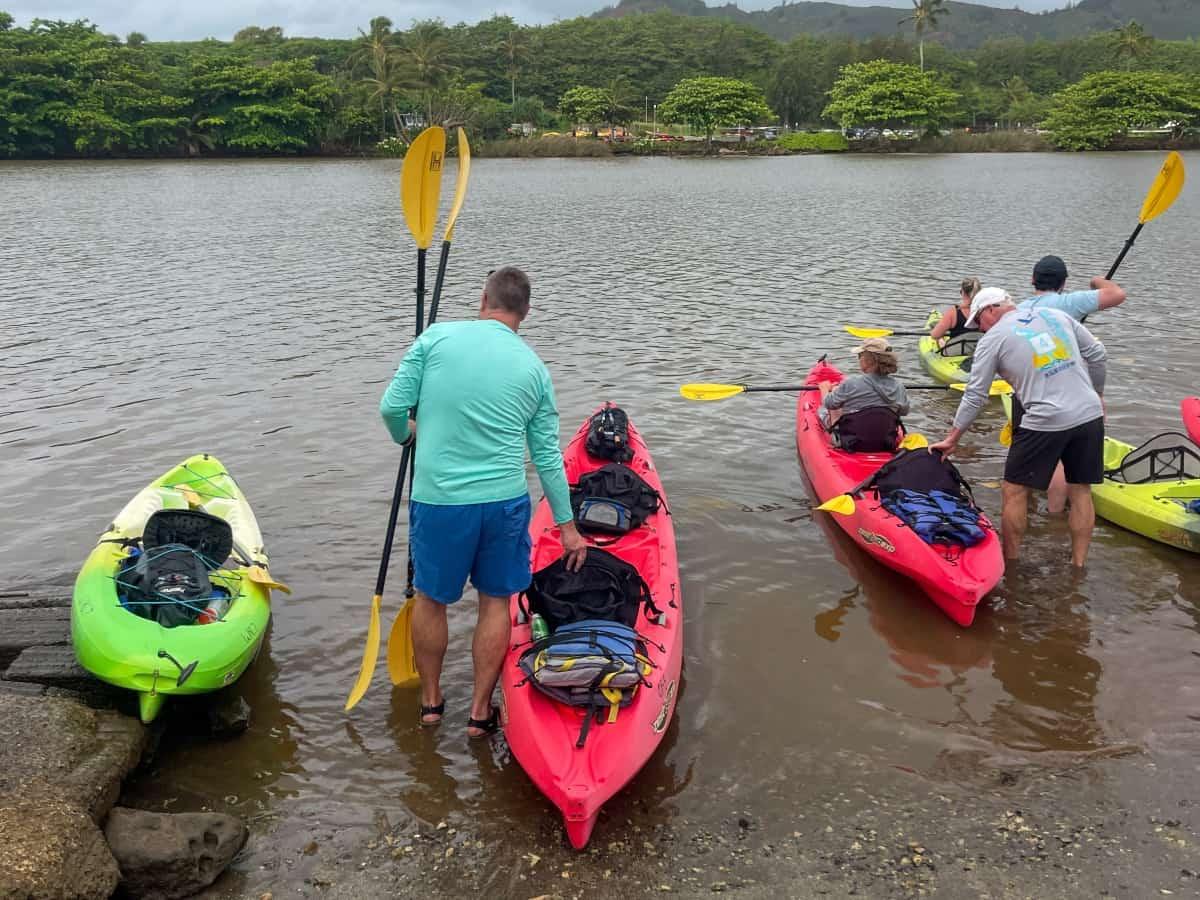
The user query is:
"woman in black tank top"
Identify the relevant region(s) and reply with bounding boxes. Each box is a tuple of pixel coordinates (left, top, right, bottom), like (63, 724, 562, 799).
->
(930, 277, 982, 343)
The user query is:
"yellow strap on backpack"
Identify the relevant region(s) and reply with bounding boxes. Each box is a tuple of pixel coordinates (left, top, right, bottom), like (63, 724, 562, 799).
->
(602, 687, 623, 723)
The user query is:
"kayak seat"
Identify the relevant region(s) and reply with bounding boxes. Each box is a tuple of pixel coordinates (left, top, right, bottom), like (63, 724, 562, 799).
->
(832, 406, 904, 453)
(1105, 432, 1200, 485)
(142, 509, 234, 568)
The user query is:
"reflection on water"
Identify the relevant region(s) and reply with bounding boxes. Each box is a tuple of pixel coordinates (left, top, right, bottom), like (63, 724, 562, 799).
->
(2, 154, 1199, 878)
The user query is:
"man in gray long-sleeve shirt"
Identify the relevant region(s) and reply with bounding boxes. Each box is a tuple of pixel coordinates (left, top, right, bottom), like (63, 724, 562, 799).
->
(932, 288, 1107, 568)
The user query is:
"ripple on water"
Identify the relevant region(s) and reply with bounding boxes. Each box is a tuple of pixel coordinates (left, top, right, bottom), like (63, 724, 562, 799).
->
(3, 153, 1199, 863)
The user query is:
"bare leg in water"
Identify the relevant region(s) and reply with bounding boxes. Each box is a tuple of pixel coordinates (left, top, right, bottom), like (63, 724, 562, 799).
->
(1001, 480, 1031, 562)
(1066, 483, 1095, 568)
(1047, 463, 1068, 514)
(412, 591, 447, 724)
(468, 593, 511, 736)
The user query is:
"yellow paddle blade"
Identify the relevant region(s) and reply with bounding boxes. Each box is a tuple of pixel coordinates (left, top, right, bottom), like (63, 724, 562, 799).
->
(948, 380, 1013, 396)
(400, 126, 447, 250)
(845, 325, 893, 339)
(443, 127, 471, 244)
(344, 593, 382, 711)
(679, 383, 746, 401)
(386, 597, 419, 686)
(999, 420, 1013, 447)
(246, 565, 291, 595)
(898, 432, 928, 450)
(1139, 151, 1185, 224)
(180, 488, 203, 508)
(816, 494, 856, 516)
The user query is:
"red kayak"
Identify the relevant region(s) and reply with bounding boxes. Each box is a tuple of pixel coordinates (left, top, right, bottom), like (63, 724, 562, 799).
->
(1184, 397, 1200, 445)
(501, 407, 682, 849)
(796, 360, 1003, 626)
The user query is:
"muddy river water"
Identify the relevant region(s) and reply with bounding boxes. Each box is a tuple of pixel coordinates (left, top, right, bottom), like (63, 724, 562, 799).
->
(2, 153, 1198, 897)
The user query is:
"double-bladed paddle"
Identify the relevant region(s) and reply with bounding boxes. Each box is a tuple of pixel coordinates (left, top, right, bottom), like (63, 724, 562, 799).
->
(1105, 151, 1185, 281)
(345, 126, 447, 713)
(385, 128, 473, 688)
(680, 381, 976, 402)
(844, 325, 930, 339)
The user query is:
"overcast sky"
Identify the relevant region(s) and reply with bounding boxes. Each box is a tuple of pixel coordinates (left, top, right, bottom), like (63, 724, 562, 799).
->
(8, 0, 1070, 42)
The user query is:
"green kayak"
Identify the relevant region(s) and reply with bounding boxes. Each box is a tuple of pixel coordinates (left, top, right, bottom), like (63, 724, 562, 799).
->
(72, 454, 279, 722)
(1092, 435, 1200, 554)
(917, 310, 974, 386)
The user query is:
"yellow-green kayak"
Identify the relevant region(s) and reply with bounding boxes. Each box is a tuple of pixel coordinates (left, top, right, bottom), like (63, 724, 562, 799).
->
(72, 454, 278, 722)
(1092, 436, 1200, 554)
(918, 310, 974, 386)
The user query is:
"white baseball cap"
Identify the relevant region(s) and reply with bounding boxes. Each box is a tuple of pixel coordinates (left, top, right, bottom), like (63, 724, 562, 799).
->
(963, 287, 1013, 328)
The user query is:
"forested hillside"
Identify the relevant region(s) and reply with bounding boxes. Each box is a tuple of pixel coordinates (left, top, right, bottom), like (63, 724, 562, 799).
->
(595, 0, 1200, 47)
(1, 9, 1196, 157)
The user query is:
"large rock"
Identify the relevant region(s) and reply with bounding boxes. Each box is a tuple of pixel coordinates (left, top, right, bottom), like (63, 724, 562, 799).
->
(2, 644, 91, 689)
(0, 692, 145, 820)
(0, 606, 70, 668)
(104, 808, 248, 900)
(0, 793, 120, 900)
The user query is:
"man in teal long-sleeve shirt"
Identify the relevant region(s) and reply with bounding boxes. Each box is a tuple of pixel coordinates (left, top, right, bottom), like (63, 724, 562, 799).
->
(380, 266, 587, 737)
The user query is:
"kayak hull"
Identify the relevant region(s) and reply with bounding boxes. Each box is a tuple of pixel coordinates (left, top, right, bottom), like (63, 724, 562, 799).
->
(918, 310, 971, 386)
(71, 454, 274, 723)
(796, 361, 1003, 626)
(501, 409, 682, 849)
(1092, 437, 1200, 554)
(1183, 397, 1200, 445)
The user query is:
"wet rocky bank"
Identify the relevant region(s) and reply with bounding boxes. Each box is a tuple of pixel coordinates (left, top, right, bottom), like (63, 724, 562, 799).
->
(239, 746, 1199, 900)
(0, 588, 248, 899)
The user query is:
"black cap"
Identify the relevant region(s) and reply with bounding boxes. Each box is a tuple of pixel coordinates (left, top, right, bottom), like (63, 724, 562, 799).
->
(1032, 255, 1068, 290)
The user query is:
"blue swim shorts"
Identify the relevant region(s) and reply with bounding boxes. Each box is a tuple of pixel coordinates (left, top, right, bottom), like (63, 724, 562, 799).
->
(408, 495, 533, 604)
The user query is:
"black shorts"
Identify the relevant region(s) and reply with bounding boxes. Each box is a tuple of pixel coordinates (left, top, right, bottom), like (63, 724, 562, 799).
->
(1004, 417, 1105, 489)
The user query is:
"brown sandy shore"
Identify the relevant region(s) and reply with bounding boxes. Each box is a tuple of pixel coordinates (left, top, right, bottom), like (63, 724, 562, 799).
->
(228, 746, 1200, 899)
(2, 586, 1196, 899)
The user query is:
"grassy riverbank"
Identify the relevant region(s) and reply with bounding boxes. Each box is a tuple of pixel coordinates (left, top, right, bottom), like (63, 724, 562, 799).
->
(475, 131, 1199, 158)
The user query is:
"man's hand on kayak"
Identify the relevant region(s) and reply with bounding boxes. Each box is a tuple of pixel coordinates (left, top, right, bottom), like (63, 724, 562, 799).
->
(930, 435, 959, 456)
(559, 521, 588, 572)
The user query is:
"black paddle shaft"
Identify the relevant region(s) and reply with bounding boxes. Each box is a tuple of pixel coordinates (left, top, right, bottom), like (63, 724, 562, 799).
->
(415, 248, 427, 334)
(374, 443, 413, 596)
(428, 240, 452, 326)
(743, 384, 953, 394)
(1106, 222, 1144, 281)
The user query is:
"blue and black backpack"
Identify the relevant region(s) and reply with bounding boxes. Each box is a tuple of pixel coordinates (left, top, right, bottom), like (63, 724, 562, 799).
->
(870, 450, 988, 548)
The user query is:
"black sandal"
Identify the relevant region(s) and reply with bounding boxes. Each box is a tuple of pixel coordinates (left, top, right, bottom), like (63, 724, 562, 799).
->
(419, 701, 445, 727)
(466, 705, 500, 739)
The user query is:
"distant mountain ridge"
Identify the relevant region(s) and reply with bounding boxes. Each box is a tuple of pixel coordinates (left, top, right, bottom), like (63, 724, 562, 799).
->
(594, 0, 1200, 48)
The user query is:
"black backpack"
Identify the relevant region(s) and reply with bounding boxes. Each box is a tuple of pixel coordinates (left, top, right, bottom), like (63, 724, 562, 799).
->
(523, 548, 658, 631)
(585, 405, 634, 463)
(118, 544, 214, 628)
(116, 509, 235, 628)
(835, 407, 903, 453)
(570, 464, 662, 535)
(870, 448, 974, 504)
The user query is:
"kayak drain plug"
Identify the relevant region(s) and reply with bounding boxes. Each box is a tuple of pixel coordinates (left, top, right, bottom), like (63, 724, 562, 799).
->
(157, 649, 200, 687)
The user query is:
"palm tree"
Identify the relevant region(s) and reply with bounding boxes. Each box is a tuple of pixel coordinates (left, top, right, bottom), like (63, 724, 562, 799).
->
(1113, 21, 1154, 70)
(900, 0, 949, 71)
(362, 42, 408, 137)
(501, 30, 528, 106)
(399, 21, 452, 125)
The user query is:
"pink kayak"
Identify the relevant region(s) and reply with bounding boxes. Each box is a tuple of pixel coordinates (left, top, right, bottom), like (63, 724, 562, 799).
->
(796, 359, 1004, 626)
(1183, 397, 1200, 445)
(500, 407, 682, 849)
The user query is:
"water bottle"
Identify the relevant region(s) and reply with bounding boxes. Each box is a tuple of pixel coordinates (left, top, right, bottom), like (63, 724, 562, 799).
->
(197, 594, 231, 625)
(530, 614, 549, 641)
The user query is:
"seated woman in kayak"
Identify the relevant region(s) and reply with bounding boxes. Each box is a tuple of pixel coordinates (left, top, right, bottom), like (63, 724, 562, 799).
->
(929, 277, 982, 344)
(819, 338, 910, 452)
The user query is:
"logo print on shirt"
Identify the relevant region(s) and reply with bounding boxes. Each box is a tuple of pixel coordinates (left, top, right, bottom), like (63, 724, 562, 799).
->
(1017, 311, 1075, 374)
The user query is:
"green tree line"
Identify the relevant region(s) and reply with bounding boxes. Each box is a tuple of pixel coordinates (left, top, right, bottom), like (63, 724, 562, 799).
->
(1, 10, 1198, 157)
